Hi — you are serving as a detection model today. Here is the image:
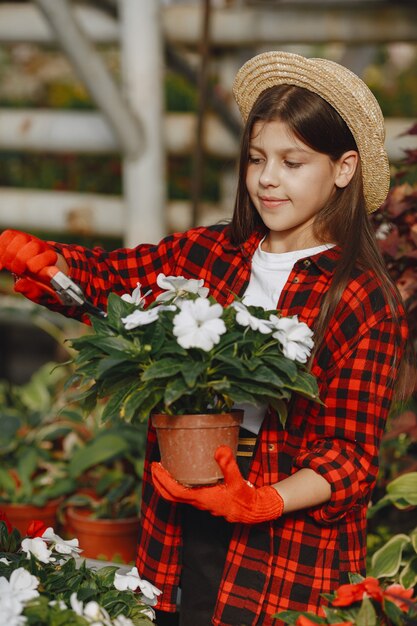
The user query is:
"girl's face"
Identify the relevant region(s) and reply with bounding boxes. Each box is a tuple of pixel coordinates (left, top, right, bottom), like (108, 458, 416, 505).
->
(246, 120, 356, 253)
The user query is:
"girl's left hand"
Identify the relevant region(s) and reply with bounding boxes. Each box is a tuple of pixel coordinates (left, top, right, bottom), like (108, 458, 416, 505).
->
(151, 445, 284, 524)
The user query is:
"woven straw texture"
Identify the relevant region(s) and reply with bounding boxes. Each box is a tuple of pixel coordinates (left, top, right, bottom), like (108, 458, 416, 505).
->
(233, 51, 390, 213)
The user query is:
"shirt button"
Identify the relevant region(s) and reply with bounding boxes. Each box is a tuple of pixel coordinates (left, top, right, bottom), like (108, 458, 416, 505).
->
(303, 259, 311, 267)
(292, 277, 299, 283)
(268, 444, 275, 452)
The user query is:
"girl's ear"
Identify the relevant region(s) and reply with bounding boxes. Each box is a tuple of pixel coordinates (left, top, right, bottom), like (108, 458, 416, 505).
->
(335, 150, 359, 189)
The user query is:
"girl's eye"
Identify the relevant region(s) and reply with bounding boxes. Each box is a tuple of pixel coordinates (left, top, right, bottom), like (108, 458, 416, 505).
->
(284, 160, 302, 168)
(248, 155, 262, 164)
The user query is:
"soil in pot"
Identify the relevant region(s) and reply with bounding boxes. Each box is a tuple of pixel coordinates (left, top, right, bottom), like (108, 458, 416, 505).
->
(152, 411, 243, 486)
(65, 507, 140, 563)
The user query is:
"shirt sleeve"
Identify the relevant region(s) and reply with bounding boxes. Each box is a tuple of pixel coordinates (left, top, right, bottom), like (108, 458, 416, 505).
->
(293, 315, 406, 524)
(48, 231, 187, 316)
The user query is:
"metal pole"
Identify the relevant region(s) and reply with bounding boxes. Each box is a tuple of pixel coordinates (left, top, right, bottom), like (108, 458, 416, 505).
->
(119, 0, 166, 246)
(33, 0, 143, 159)
(191, 0, 212, 227)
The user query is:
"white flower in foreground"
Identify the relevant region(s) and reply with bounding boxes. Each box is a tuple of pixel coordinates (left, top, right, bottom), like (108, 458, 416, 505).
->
(269, 315, 314, 363)
(156, 273, 209, 302)
(114, 567, 162, 606)
(70, 593, 112, 625)
(21, 537, 54, 564)
(84, 600, 111, 621)
(41, 527, 82, 557)
(70, 593, 83, 616)
(0, 594, 26, 626)
(231, 302, 273, 334)
(0, 567, 39, 603)
(173, 298, 226, 351)
(121, 282, 145, 306)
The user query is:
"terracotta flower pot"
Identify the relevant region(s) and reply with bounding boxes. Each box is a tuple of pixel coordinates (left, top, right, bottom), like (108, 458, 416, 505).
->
(0, 499, 62, 536)
(152, 411, 243, 486)
(65, 507, 140, 563)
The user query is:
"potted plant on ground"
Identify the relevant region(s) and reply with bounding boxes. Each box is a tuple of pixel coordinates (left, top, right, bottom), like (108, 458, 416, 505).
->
(68, 275, 320, 486)
(60, 417, 147, 563)
(0, 361, 86, 533)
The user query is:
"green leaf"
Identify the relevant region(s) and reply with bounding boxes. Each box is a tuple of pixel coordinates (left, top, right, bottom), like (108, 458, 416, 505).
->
(101, 384, 137, 423)
(69, 434, 129, 478)
(399, 555, 417, 589)
(181, 360, 206, 387)
(164, 378, 192, 407)
(0, 467, 17, 496)
(386, 472, 417, 506)
(269, 398, 288, 428)
(142, 358, 184, 381)
(356, 596, 377, 626)
(382, 598, 406, 626)
(260, 354, 298, 381)
(370, 533, 411, 578)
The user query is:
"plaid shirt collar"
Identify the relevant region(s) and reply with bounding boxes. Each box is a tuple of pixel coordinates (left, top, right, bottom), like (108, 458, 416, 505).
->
(224, 226, 341, 277)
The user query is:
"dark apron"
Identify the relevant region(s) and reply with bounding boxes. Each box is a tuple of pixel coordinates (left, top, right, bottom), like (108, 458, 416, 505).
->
(155, 428, 257, 626)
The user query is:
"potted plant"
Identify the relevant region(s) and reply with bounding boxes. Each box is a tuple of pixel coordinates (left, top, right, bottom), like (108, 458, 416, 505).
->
(0, 361, 86, 533)
(68, 275, 320, 485)
(60, 417, 147, 563)
(0, 513, 159, 625)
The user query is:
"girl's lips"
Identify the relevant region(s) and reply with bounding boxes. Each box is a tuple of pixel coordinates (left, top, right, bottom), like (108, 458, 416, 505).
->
(259, 196, 289, 208)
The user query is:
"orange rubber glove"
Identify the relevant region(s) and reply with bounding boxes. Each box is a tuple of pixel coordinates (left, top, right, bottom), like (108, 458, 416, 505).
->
(0, 229, 60, 304)
(151, 445, 284, 524)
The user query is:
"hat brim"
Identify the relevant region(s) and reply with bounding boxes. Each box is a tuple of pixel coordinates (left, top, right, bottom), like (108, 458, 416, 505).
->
(233, 51, 390, 213)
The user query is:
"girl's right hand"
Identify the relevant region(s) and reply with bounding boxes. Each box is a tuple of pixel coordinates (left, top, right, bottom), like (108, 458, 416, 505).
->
(0, 229, 62, 304)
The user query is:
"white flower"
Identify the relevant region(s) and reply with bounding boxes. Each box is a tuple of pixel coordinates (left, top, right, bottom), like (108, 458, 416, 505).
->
(70, 593, 112, 625)
(122, 304, 176, 330)
(0, 568, 39, 605)
(231, 302, 273, 334)
(84, 600, 111, 621)
(375, 222, 392, 240)
(114, 567, 162, 606)
(121, 282, 145, 306)
(173, 298, 226, 351)
(0, 594, 26, 626)
(21, 537, 54, 564)
(0, 557, 10, 564)
(122, 308, 160, 329)
(140, 607, 156, 621)
(268, 315, 314, 363)
(155, 273, 209, 302)
(70, 592, 83, 616)
(41, 527, 82, 557)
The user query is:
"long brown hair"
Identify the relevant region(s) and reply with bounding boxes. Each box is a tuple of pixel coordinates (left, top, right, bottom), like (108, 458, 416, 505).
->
(230, 85, 412, 403)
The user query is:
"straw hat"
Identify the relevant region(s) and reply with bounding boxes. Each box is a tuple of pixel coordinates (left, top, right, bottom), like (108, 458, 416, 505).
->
(232, 50, 390, 213)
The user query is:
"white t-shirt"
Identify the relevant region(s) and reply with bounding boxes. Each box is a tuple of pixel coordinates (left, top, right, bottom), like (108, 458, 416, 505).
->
(237, 239, 333, 434)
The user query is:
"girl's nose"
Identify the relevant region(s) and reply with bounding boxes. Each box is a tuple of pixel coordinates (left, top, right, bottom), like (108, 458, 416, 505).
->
(259, 161, 279, 187)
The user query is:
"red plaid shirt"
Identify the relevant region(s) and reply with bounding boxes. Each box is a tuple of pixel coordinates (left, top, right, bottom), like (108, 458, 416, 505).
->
(52, 225, 407, 626)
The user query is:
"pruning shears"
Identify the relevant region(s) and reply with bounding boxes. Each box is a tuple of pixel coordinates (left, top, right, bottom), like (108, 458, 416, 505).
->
(46, 267, 106, 318)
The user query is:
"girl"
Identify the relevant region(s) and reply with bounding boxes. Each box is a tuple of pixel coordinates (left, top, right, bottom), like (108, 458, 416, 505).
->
(0, 51, 410, 626)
